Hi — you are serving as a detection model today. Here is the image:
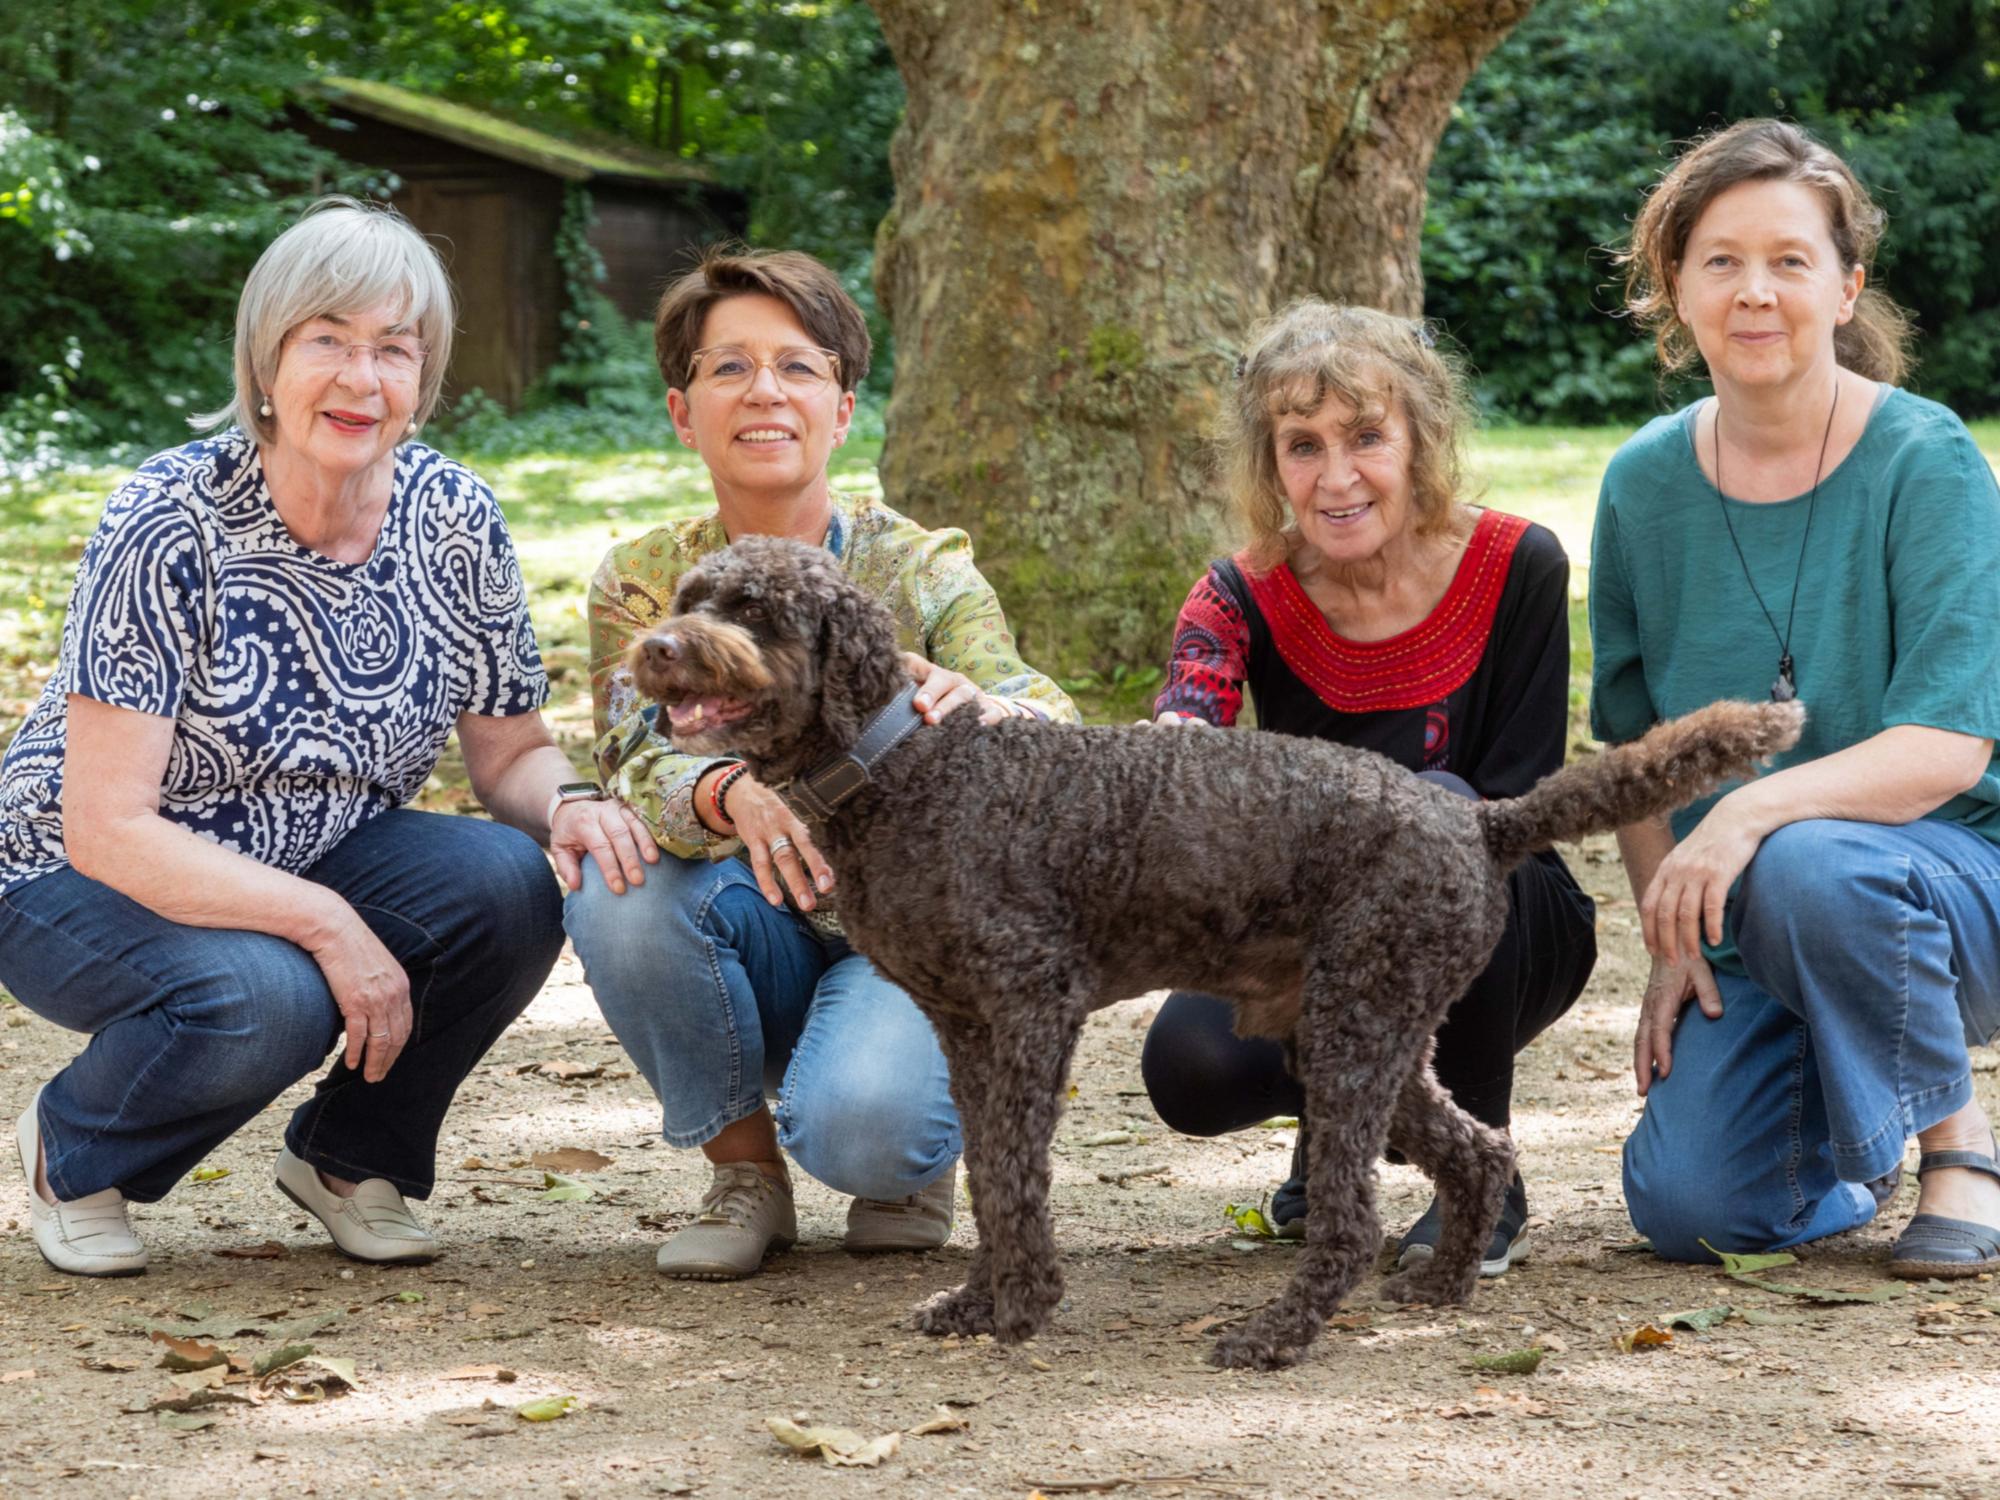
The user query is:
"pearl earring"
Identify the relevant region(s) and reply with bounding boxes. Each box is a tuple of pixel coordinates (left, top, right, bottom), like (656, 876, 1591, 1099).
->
(258, 397, 272, 418)
(406, 419, 417, 434)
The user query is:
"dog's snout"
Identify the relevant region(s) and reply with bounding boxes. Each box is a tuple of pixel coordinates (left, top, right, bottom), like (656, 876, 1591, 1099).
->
(642, 633, 682, 672)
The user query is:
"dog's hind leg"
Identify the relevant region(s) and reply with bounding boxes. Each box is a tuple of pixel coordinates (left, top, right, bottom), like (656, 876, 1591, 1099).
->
(1211, 944, 1431, 1371)
(1377, 1052, 1515, 1308)
(914, 1016, 998, 1337)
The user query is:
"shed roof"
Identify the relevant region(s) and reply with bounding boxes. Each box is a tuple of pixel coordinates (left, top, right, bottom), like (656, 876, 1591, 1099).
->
(314, 76, 714, 187)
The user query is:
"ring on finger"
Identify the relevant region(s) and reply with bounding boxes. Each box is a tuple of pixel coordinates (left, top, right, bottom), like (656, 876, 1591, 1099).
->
(768, 835, 796, 858)
(368, 1029, 391, 1038)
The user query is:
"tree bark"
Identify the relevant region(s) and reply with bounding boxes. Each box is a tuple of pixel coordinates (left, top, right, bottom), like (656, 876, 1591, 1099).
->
(870, 0, 1531, 683)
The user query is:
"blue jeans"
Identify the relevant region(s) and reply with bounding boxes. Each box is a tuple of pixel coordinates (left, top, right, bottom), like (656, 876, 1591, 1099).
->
(1625, 817, 2000, 1260)
(0, 810, 563, 1203)
(563, 855, 959, 1200)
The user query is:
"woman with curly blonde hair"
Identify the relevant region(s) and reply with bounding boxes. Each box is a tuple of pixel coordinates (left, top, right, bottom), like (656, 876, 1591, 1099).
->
(1140, 299, 1598, 1276)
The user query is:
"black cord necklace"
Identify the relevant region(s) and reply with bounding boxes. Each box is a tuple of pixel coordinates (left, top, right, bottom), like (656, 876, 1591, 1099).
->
(1712, 384, 1840, 704)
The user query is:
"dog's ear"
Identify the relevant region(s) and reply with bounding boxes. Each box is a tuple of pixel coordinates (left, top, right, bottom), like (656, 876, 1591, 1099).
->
(815, 565, 906, 749)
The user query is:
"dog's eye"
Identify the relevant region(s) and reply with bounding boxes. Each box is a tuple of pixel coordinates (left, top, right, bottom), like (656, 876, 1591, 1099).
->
(741, 604, 767, 623)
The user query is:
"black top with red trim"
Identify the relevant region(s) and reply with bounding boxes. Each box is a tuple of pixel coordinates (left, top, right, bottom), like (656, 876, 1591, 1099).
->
(1155, 510, 1573, 800)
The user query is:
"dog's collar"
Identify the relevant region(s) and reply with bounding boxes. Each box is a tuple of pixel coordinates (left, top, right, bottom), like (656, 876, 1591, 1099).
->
(789, 681, 925, 822)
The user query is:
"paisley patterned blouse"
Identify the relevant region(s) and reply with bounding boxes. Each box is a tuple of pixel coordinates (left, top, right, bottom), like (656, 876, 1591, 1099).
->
(0, 431, 547, 893)
(588, 492, 1077, 865)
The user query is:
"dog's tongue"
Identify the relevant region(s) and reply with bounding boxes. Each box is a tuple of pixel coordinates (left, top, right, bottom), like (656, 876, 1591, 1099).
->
(667, 696, 737, 729)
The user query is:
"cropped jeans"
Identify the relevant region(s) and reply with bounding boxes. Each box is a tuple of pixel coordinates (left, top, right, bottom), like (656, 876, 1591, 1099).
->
(563, 854, 960, 1201)
(1624, 818, 2000, 1261)
(0, 810, 564, 1203)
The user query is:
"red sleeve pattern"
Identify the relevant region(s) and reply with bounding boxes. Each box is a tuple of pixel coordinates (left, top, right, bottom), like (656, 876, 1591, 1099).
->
(1154, 570, 1248, 726)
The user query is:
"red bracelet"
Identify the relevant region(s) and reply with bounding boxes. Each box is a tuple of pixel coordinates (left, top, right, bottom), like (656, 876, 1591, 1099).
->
(709, 763, 748, 829)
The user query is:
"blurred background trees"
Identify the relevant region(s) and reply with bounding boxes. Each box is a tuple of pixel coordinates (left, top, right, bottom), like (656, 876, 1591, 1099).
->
(1, 0, 1994, 474)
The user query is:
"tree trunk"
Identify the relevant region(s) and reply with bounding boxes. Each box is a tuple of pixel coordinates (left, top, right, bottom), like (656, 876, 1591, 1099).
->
(870, 0, 1531, 685)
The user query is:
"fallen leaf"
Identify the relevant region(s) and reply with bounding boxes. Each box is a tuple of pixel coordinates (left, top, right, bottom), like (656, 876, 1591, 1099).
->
(189, 1167, 230, 1183)
(1075, 1130, 1137, 1147)
(155, 1411, 218, 1434)
(392, 1291, 425, 1304)
(443, 1365, 520, 1382)
(0, 1368, 35, 1383)
(1738, 1308, 1813, 1327)
(211, 1241, 287, 1260)
(460, 1156, 488, 1170)
(150, 1332, 227, 1372)
(515, 1394, 577, 1422)
(252, 1344, 314, 1378)
(440, 1411, 494, 1427)
(1177, 1315, 1227, 1340)
(1615, 1325, 1674, 1353)
(1221, 1203, 1280, 1239)
(140, 1309, 340, 1342)
(521, 1059, 603, 1082)
(1465, 1347, 1544, 1375)
(79, 1357, 140, 1373)
(1435, 1403, 1498, 1420)
(531, 1148, 613, 1173)
(766, 1416, 901, 1467)
(269, 1356, 359, 1402)
(252, 1449, 290, 1462)
(541, 1172, 594, 1203)
(467, 1303, 505, 1318)
(910, 1406, 969, 1436)
(1698, 1240, 1798, 1276)
(1730, 1273, 1906, 1305)
(1664, 1305, 1734, 1333)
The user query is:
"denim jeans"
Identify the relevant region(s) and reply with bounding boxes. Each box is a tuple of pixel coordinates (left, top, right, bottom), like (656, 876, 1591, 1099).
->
(0, 810, 563, 1203)
(1624, 817, 2000, 1261)
(563, 855, 960, 1201)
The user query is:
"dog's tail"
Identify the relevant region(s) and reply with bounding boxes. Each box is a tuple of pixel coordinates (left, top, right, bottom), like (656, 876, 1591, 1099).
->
(1476, 700, 1804, 869)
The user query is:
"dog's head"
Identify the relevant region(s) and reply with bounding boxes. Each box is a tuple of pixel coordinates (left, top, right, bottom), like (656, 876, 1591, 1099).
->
(628, 535, 906, 783)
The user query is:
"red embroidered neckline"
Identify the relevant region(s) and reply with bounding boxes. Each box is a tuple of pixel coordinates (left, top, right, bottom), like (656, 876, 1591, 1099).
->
(1239, 509, 1530, 713)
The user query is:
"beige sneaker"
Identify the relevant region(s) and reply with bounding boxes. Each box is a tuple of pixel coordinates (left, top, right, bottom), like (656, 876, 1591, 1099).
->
(655, 1162, 797, 1280)
(845, 1162, 956, 1252)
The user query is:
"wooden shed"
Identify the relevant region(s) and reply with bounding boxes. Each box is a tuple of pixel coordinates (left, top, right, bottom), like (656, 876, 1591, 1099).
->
(296, 78, 742, 407)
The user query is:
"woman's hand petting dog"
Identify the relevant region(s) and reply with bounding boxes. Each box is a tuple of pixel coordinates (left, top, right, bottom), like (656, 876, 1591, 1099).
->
(903, 652, 1018, 726)
(550, 797, 660, 896)
(709, 771, 835, 912)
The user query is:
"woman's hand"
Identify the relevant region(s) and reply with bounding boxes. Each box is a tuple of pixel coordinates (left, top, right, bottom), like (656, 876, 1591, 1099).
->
(550, 797, 659, 895)
(726, 774, 835, 912)
(1633, 950, 1724, 1095)
(1638, 795, 1765, 966)
(305, 906, 413, 1084)
(903, 652, 1016, 726)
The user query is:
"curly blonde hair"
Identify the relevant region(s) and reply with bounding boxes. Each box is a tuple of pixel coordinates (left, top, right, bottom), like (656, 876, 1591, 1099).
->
(1225, 300, 1475, 572)
(1618, 118, 1912, 384)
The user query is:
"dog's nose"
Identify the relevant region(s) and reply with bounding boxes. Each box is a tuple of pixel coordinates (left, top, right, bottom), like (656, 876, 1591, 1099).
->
(643, 634, 682, 672)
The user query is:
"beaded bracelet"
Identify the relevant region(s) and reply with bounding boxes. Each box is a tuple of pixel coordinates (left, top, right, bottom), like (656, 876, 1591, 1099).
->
(709, 762, 749, 829)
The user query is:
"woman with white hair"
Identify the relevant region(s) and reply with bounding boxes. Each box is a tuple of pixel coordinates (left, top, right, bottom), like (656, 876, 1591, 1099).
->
(0, 197, 656, 1276)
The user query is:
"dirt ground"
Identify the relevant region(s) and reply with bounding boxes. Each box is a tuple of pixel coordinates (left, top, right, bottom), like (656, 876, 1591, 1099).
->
(3, 830, 1998, 1500)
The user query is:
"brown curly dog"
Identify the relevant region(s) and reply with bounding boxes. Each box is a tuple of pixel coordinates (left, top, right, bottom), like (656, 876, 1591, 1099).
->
(630, 535, 1802, 1370)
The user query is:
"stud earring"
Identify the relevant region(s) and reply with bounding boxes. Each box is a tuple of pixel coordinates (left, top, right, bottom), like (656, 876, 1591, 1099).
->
(258, 397, 272, 418)
(406, 419, 417, 434)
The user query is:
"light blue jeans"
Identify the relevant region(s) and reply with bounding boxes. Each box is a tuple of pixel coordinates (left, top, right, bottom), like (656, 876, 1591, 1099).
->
(1625, 818, 2000, 1261)
(563, 855, 960, 1201)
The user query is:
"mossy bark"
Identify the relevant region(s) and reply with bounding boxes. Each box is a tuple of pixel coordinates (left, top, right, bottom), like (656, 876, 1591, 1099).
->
(870, 0, 1530, 677)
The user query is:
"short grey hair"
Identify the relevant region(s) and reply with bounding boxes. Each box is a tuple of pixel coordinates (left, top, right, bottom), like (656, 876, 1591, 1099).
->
(195, 196, 456, 441)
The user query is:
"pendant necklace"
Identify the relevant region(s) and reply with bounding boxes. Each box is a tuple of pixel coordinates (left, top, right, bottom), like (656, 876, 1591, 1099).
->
(1712, 384, 1839, 704)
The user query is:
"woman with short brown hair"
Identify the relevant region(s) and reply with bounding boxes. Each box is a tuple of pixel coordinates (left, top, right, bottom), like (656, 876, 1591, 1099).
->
(1595, 119, 2000, 1276)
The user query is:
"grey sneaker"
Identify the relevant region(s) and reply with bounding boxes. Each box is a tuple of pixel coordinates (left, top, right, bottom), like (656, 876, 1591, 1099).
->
(655, 1163, 797, 1280)
(845, 1161, 956, 1252)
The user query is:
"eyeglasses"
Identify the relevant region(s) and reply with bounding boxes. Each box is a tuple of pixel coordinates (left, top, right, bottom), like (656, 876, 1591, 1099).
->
(286, 324, 427, 380)
(686, 345, 840, 394)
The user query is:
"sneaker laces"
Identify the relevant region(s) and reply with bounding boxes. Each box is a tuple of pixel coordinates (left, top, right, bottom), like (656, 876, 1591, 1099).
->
(699, 1163, 783, 1225)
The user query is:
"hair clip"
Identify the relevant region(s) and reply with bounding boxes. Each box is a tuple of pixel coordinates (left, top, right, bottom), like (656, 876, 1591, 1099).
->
(1412, 322, 1437, 350)
(1231, 352, 1248, 381)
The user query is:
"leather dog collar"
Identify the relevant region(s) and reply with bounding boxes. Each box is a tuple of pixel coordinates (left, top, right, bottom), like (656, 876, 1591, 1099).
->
(788, 681, 926, 822)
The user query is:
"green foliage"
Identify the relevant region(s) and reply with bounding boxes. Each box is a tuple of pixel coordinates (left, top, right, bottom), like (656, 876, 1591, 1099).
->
(1426, 0, 2000, 420)
(0, 0, 903, 471)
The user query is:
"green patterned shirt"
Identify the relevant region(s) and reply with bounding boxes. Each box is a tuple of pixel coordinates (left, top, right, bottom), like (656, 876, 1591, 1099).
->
(588, 493, 1077, 883)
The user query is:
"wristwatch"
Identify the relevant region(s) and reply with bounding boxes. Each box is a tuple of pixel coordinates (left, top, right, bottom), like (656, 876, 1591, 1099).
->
(547, 781, 609, 827)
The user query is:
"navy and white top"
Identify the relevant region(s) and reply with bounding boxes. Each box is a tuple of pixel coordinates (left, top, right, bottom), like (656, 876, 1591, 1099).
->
(0, 430, 548, 894)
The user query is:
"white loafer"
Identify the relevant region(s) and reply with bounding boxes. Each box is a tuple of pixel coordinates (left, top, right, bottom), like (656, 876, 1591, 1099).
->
(275, 1147, 439, 1264)
(15, 1087, 148, 1277)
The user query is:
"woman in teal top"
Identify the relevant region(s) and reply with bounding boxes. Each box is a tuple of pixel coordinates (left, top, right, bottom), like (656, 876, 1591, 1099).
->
(1591, 119, 2000, 1277)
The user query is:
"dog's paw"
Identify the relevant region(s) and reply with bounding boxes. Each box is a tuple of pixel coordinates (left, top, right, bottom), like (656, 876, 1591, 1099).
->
(1378, 1267, 1476, 1307)
(1207, 1324, 1306, 1371)
(913, 1283, 995, 1338)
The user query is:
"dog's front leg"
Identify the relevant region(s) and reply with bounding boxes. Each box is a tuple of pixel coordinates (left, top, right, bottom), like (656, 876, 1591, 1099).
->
(974, 1011, 1084, 1345)
(914, 1017, 998, 1337)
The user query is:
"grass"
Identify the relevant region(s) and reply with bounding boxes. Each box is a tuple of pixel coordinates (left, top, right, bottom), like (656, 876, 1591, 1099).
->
(3, 423, 1996, 788)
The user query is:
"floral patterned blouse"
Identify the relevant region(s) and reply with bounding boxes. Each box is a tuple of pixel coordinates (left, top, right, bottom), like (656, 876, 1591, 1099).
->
(588, 491, 1077, 869)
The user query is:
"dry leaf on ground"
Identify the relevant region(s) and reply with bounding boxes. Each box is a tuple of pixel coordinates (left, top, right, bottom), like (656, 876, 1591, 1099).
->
(531, 1147, 613, 1172)
(767, 1416, 902, 1467)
